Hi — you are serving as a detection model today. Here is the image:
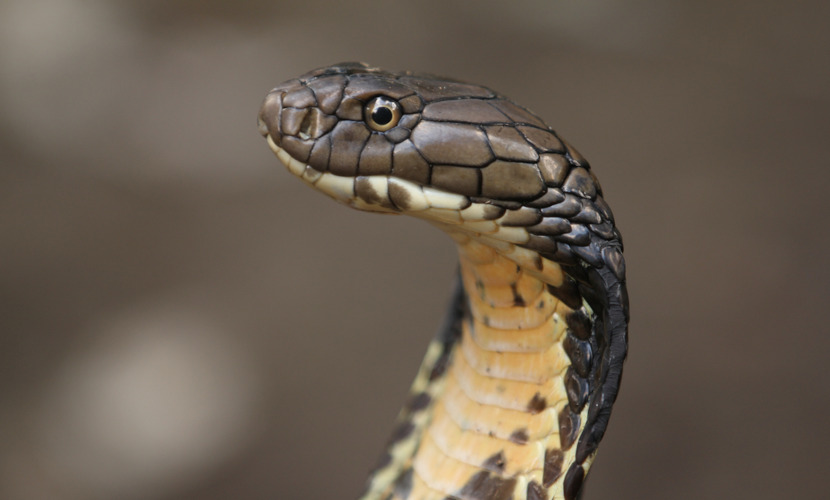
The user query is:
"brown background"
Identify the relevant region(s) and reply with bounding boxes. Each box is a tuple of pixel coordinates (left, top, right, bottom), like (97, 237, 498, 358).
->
(2, 1, 829, 499)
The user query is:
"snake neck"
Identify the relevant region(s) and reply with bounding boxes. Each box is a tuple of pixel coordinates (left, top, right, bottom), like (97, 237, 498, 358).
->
(362, 239, 593, 500)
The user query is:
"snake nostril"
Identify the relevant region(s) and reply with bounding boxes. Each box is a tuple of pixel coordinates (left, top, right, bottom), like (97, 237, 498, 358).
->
(298, 109, 316, 140)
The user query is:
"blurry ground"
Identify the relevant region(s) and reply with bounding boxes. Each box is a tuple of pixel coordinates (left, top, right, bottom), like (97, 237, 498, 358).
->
(1, 1, 829, 499)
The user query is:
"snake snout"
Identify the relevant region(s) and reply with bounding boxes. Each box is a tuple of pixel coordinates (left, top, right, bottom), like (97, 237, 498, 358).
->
(258, 89, 285, 144)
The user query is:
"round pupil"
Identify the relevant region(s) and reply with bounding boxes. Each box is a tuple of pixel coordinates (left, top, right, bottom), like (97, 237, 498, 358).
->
(372, 106, 393, 125)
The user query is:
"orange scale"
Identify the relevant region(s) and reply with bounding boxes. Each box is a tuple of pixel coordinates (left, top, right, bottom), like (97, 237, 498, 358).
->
(480, 283, 522, 308)
(457, 239, 497, 264)
(540, 257, 566, 286)
(426, 403, 545, 477)
(468, 314, 564, 353)
(466, 293, 556, 331)
(514, 272, 546, 304)
(407, 468, 456, 500)
(450, 339, 568, 410)
(463, 257, 522, 286)
(413, 432, 490, 496)
(440, 382, 557, 442)
(460, 325, 569, 383)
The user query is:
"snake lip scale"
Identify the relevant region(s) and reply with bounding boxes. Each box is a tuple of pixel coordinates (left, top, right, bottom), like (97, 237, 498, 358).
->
(259, 62, 628, 500)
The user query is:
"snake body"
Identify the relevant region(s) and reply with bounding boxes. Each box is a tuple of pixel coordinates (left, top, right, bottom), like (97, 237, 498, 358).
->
(258, 63, 628, 500)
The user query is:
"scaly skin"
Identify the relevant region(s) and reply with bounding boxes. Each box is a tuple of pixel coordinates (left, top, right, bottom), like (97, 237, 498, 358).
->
(258, 62, 629, 500)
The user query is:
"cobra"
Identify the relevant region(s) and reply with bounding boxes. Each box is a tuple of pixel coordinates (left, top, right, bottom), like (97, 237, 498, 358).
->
(258, 62, 628, 500)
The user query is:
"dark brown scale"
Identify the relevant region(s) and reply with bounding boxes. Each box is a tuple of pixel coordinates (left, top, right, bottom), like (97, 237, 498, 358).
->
(301, 108, 338, 140)
(344, 75, 414, 101)
(526, 481, 547, 500)
(398, 113, 422, 130)
(392, 141, 430, 184)
(566, 310, 592, 341)
(562, 140, 588, 168)
(411, 121, 493, 166)
(385, 126, 412, 144)
(282, 84, 316, 108)
(526, 392, 547, 414)
(356, 177, 393, 208)
(543, 448, 565, 487)
(547, 242, 578, 265)
(423, 99, 509, 123)
(510, 284, 526, 307)
(335, 96, 364, 120)
(393, 467, 414, 499)
(593, 195, 615, 222)
(389, 181, 413, 210)
(307, 134, 332, 171)
(602, 246, 626, 281)
(562, 166, 597, 199)
(485, 125, 540, 162)
(358, 134, 394, 176)
(524, 234, 559, 255)
(429, 348, 453, 381)
(281, 135, 313, 162)
(406, 392, 432, 412)
(546, 279, 582, 310)
(539, 195, 582, 217)
(328, 121, 370, 175)
(477, 204, 507, 220)
(373, 451, 393, 471)
(518, 126, 565, 152)
(457, 471, 516, 500)
(386, 421, 415, 446)
(528, 217, 571, 236)
(589, 221, 616, 240)
(525, 187, 565, 208)
(563, 334, 593, 379)
(563, 464, 585, 500)
(499, 207, 543, 227)
(558, 406, 580, 450)
(306, 75, 345, 114)
(538, 154, 571, 186)
(481, 451, 507, 473)
(432, 165, 480, 197)
(489, 99, 547, 128)
(470, 197, 523, 210)
(280, 107, 309, 136)
(508, 428, 529, 445)
(565, 367, 590, 413)
(398, 94, 424, 113)
(554, 224, 591, 246)
(480, 161, 546, 200)
(571, 242, 604, 268)
(398, 75, 496, 101)
(571, 204, 603, 225)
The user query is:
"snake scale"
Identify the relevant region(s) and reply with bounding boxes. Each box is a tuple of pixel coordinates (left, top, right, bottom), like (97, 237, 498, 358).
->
(258, 63, 628, 500)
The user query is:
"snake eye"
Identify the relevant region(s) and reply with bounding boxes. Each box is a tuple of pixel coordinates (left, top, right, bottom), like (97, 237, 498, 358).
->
(364, 96, 401, 132)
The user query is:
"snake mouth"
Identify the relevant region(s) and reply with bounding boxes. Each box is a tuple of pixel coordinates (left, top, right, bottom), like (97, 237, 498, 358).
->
(263, 133, 473, 215)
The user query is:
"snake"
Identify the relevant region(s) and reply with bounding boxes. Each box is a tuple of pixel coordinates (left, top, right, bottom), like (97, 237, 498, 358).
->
(258, 62, 628, 500)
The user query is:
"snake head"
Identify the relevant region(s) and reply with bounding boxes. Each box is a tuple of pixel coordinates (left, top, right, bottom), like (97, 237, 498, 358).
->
(259, 62, 623, 273)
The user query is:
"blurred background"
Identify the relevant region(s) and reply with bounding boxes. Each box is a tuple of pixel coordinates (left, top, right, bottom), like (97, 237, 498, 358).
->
(1, 1, 829, 499)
